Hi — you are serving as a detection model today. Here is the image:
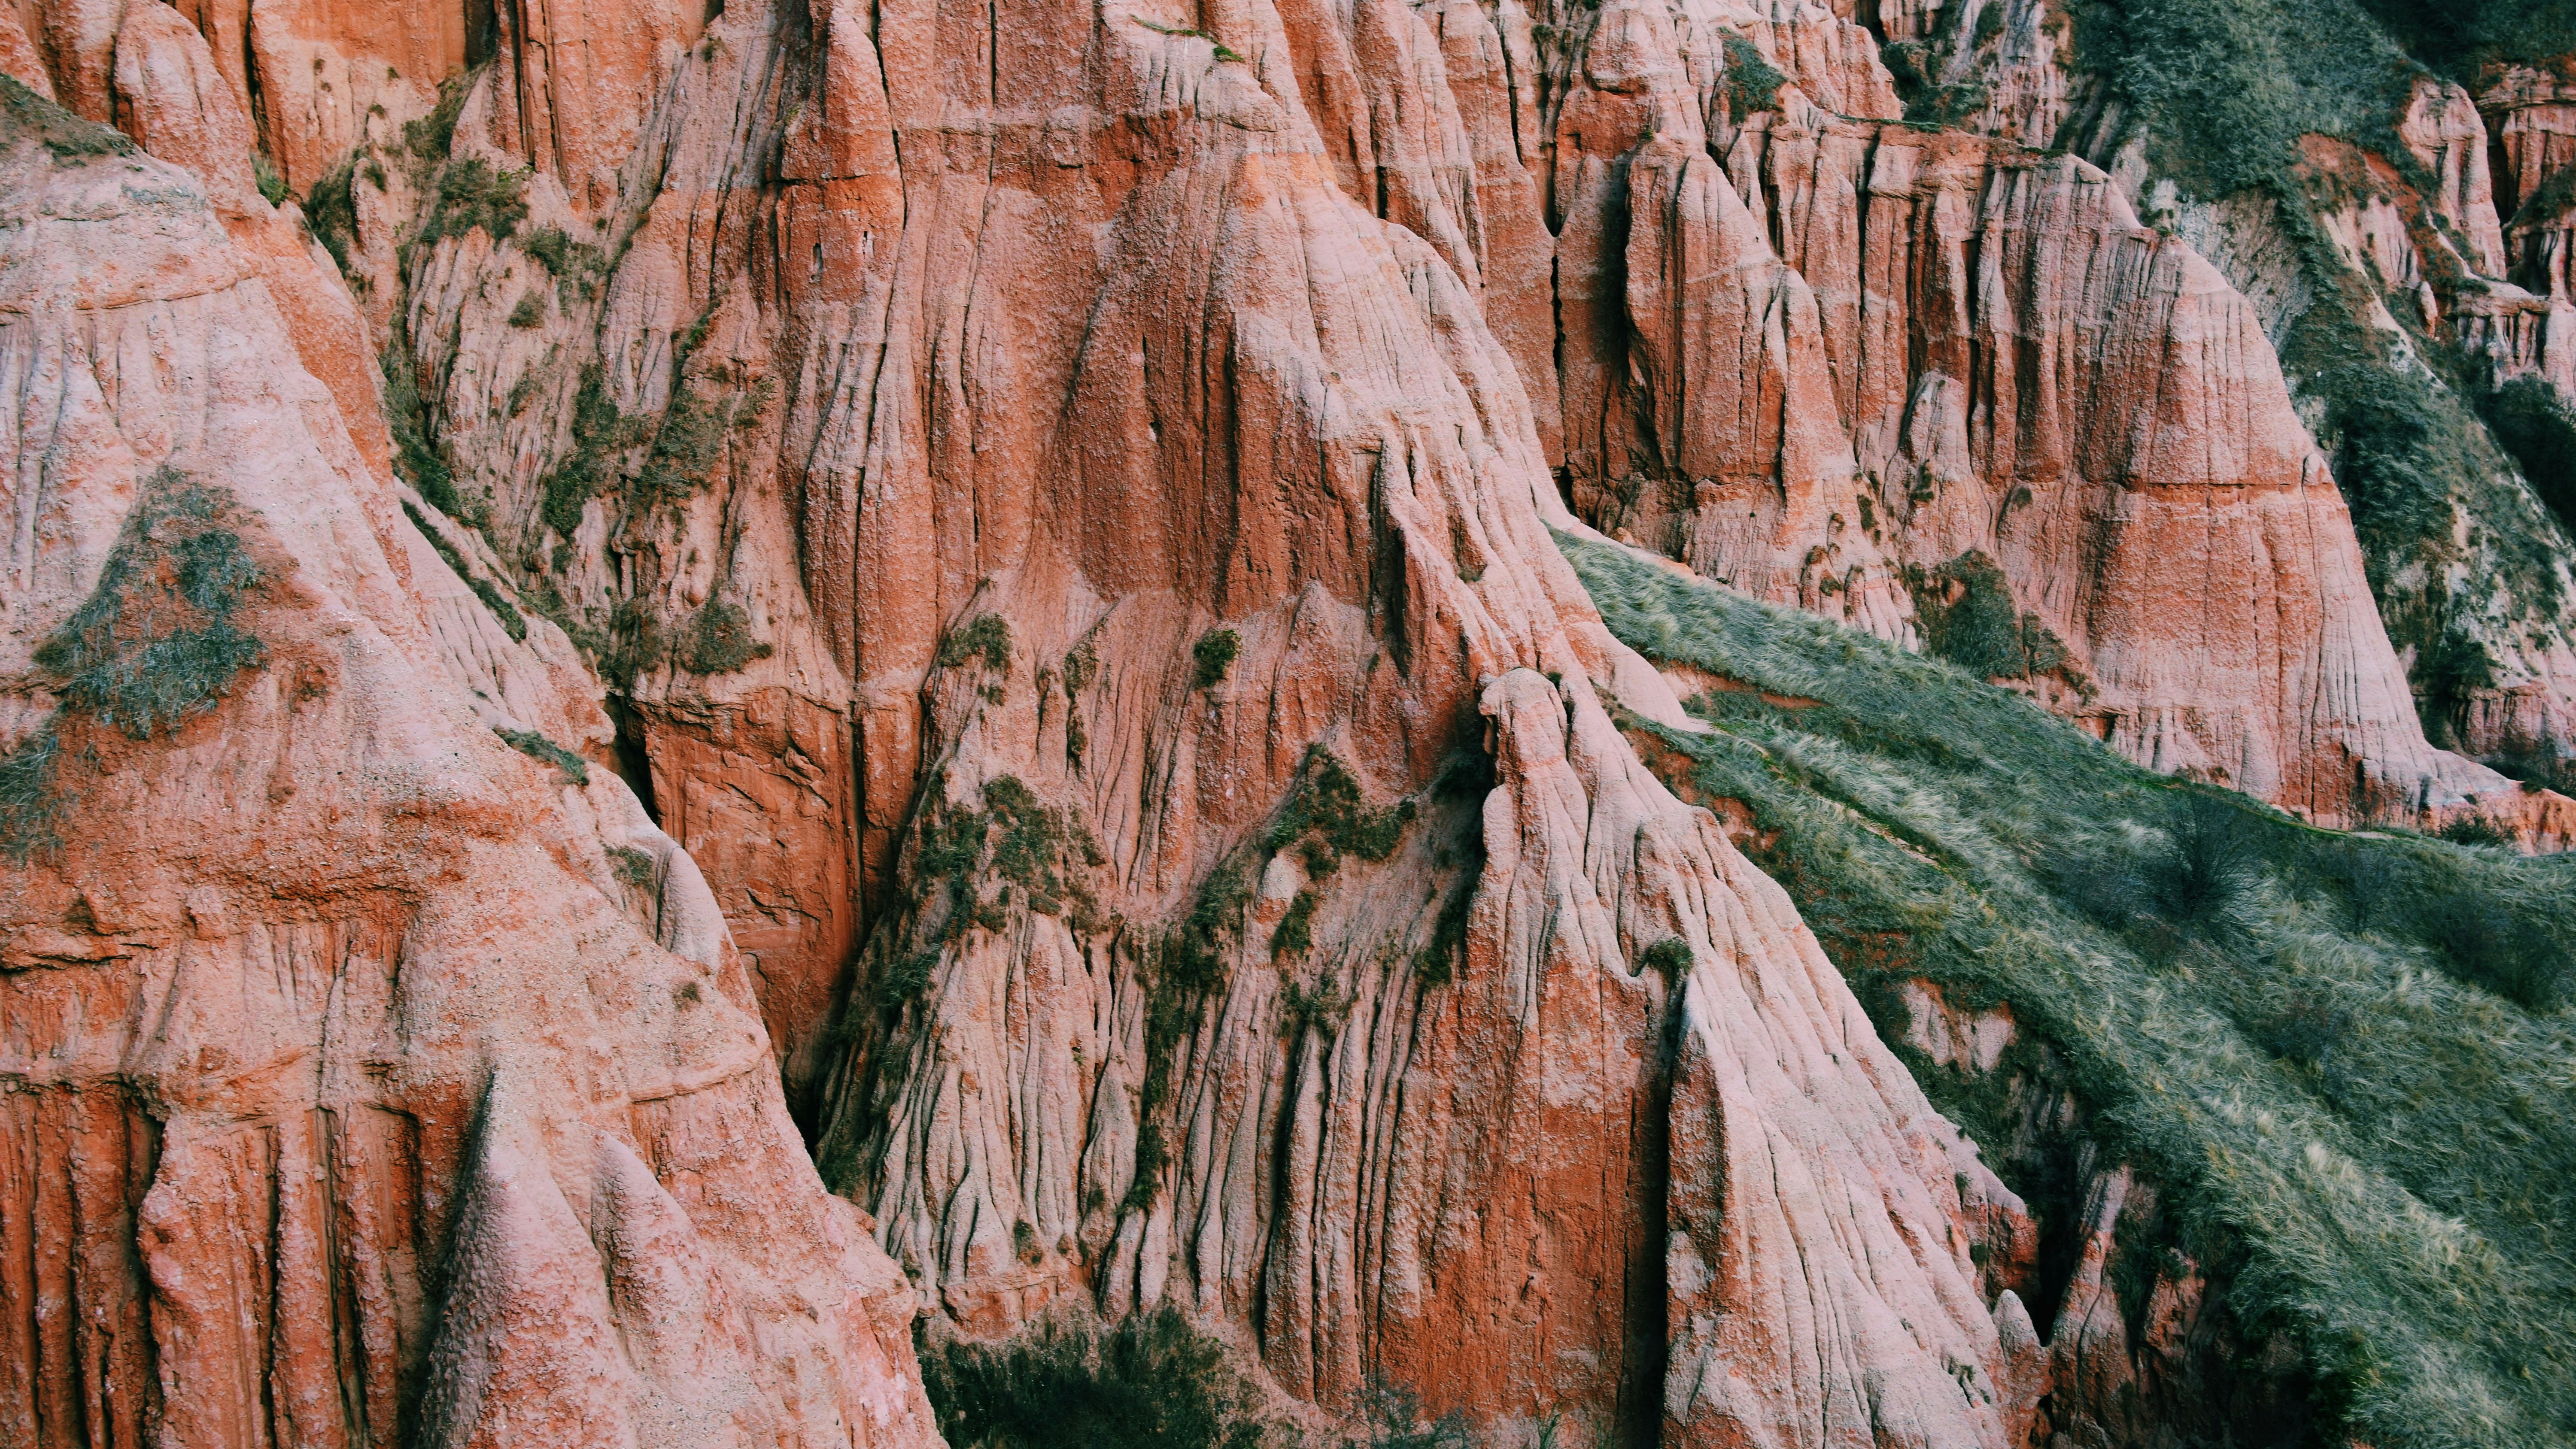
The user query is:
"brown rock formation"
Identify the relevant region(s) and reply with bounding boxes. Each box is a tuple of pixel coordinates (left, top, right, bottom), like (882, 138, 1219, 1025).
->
(0, 58, 939, 1449)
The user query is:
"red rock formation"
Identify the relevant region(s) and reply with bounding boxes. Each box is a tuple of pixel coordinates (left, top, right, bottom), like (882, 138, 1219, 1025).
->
(7, 0, 2564, 1444)
(0, 50, 939, 1449)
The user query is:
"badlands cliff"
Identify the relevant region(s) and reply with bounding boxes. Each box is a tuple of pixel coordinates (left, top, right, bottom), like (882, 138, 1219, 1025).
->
(1, 0, 2573, 1447)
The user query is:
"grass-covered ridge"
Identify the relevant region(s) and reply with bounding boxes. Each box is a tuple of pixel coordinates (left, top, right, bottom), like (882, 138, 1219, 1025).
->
(1561, 531, 2576, 1449)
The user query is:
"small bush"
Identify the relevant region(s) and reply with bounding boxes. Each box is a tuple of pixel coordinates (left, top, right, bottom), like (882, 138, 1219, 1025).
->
(39, 470, 265, 740)
(251, 151, 289, 206)
(2150, 794, 2260, 926)
(1267, 746, 1414, 863)
(919, 1306, 1270, 1449)
(495, 727, 589, 785)
(1718, 29, 1786, 120)
(1639, 937, 1693, 980)
(2436, 814, 2513, 847)
(381, 335, 457, 513)
(306, 155, 360, 273)
(1279, 977, 1350, 1037)
(601, 597, 668, 685)
(519, 225, 611, 300)
(1271, 888, 1318, 958)
(1903, 552, 2070, 682)
(877, 948, 938, 1006)
(507, 293, 544, 329)
(607, 843, 656, 887)
(1348, 1375, 1475, 1449)
(1192, 628, 1239, 689)
(681, 600, 772, 675)
(939, 614, 1013, 672)
(538, 363, 648, 537)
(2413, 892, 2566, 1008)
(416, 157, 528, 247)
(0, 727, 63, 862)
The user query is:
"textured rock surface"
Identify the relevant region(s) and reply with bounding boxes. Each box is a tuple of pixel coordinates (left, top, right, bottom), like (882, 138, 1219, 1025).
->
(0, 57, 939, 1449)
(7, 0, 2571, 1446)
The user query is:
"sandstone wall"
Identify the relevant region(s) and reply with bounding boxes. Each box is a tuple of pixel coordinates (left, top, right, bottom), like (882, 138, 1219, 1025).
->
(0, 39, 940, 1449)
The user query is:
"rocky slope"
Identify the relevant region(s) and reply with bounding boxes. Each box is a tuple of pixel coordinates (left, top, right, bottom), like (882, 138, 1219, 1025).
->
(5, 1, 2573, 1448)
(0, 30, 937, 1449)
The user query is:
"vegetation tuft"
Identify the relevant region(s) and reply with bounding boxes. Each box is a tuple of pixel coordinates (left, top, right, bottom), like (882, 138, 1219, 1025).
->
(39, 469, 265, 740)
(414, 157, 527, 248)
(1192, 627, 1240, 689)
(496, 727, 589, 785)
(680, 600, 772, 675)
(918, 1306, 1272, 1449)
(939, 614, 1014, 673)
(1900, 551, 2073, 683)
(0, 75, 138, 161)
(1564, 530, 2576, 1449)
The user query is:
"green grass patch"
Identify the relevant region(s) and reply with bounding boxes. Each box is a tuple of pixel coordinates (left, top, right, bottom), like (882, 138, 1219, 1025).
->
(39, 469, 265, 740)
(496, 727, 588, 785)
(414, 156, 527, 248)
(1563, 529, 2576, 1449)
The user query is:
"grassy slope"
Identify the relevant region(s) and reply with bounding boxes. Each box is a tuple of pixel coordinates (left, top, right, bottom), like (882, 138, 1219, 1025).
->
(1562, 532, 2576, 1449)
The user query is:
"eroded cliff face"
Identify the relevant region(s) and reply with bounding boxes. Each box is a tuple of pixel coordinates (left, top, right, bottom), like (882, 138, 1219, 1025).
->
(0, 31, 938, 1449)
(0, 0, 2524, 1445)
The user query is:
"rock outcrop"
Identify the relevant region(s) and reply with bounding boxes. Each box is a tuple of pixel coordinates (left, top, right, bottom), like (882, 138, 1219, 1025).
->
(7, 0, 2569, 1445)
(0, 55, 938, 1449)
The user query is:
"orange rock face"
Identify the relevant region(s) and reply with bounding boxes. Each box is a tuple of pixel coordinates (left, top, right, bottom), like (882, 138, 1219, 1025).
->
(0, 36, 939, 1449)
(3, 0, 2559, 1446)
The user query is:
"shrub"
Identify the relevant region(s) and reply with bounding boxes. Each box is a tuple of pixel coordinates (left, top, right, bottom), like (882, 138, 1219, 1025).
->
(877, 948, 938, 1006)
(507, 293, 544, 329)
(1266, 746, 1414, 864)
(538, 364, 644, 536)
(918, 1306, 1270, 1449)
(1903, 552, 2069, 682)
(306, 155, 360, 273)
(39, 470, 265, 740)
(1279, 977, 1350, 1037)
(251, 150, 289, 206)
(607, 843, 656, 887)
(681, 600, 772, 675)
(2436, 814, 2513, 847)
(1270, 888, 1317, 958)
(2412, 892, 2567, 1008)
(1717, 29, 1786, 120)
(519, 225, 611, 300)
(939, 613, 1013, 672)
(495, 727, 589, 785)
(1192, 628, 1239, 689)
(1348, 1376, 1475, 1449)
(0, 727, 63, 862)
(381, 334, 458, 513)
(416, 157, 528, 247)
(1639, 937, 1693, 980)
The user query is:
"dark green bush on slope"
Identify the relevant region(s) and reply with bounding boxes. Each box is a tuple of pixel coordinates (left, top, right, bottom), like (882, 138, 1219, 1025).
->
(919, 1308, 1271, 1449)
(39, 470, 266, 740)
(1564, 531, 2576, 1449)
